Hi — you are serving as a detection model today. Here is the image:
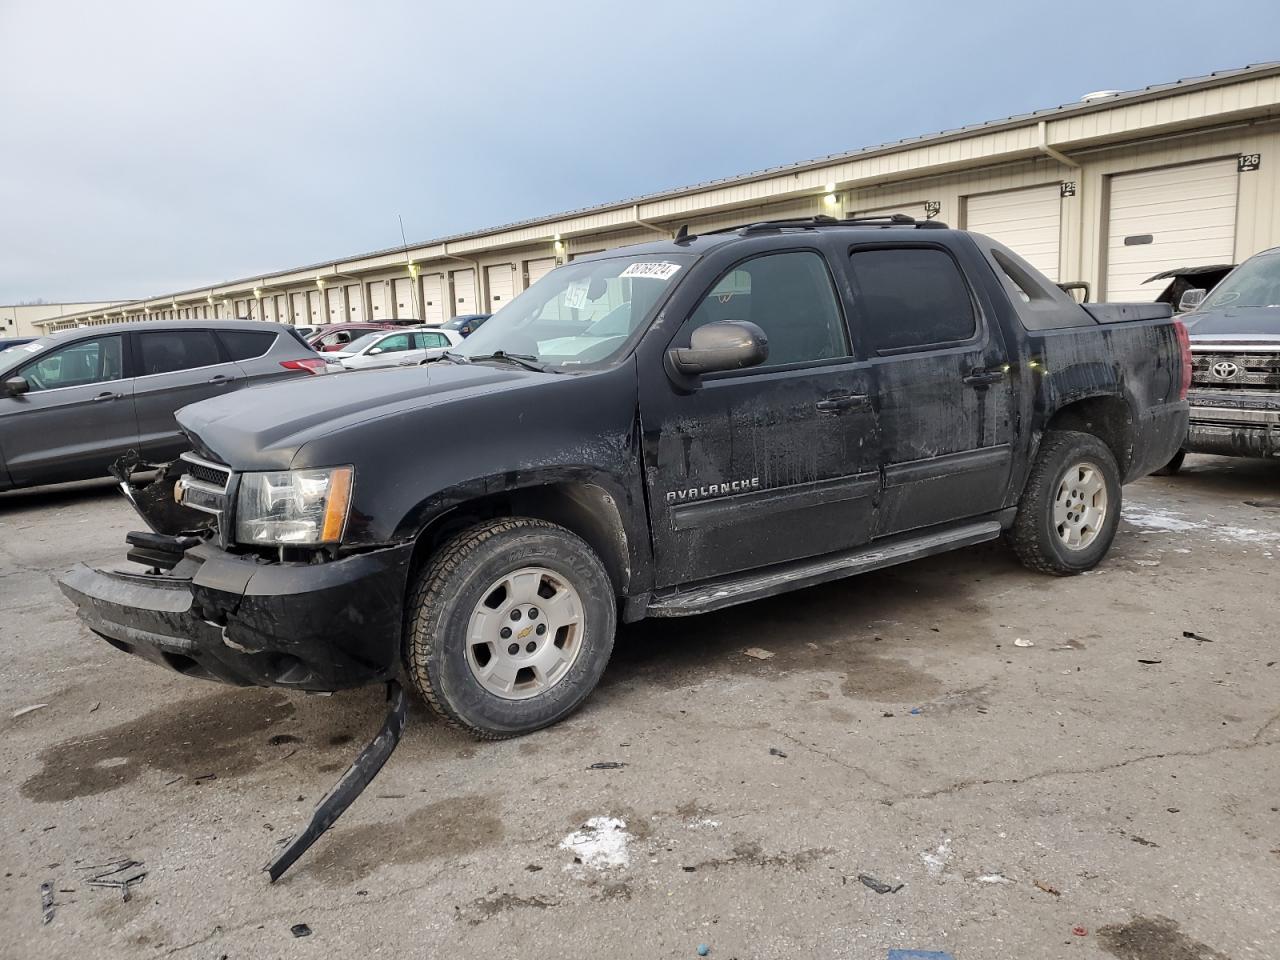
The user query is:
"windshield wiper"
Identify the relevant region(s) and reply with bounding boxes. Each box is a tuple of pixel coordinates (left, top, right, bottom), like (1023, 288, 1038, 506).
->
(467, 351, 550, 373)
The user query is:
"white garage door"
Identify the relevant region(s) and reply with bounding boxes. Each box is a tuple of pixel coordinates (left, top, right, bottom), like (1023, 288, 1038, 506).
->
(326, 287, 344, 324)
(290, 293, 306, 325)
(368, 280, 390, 319)
(344, 284, 364, 322)
(525, 257, 556, 288)
(306, 290, 322, 324)
(1105, 159, 1238, 302)
(452, 269, 477, 316)
(393, 277, 416, 319)
(966, 184, 1062, 281)
(486, 264, 515, 310)
(421, 275, 445, 325)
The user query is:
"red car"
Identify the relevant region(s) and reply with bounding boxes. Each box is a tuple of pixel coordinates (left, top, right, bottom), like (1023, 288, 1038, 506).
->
(308, 321, 418, 353)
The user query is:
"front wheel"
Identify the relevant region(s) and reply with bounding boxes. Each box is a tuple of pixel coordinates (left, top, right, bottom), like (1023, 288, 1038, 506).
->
(1008, 430, 1123, 576)
(404, 517, 617, 739)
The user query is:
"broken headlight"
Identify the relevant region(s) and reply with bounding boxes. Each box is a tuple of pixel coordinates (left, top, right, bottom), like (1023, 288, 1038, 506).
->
(235, 466, 353, 546)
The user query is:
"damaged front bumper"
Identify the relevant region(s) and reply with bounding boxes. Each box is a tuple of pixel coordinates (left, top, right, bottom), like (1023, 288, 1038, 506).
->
(60, 539, 414, 691)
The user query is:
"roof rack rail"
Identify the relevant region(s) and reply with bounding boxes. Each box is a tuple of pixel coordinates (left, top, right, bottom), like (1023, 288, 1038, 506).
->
(706, 214, 949, 237)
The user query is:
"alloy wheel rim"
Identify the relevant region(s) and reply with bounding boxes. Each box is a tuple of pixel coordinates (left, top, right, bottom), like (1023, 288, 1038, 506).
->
(465, 566, 585, 700)
(1052, 461, 1107, 550)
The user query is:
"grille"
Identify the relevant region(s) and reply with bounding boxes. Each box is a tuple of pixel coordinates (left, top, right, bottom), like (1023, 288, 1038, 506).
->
(181, 457, 231, 489)
(1190, 353, 1280, 390)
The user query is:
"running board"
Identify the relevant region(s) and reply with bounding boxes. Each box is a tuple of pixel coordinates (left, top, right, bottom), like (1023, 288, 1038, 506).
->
(646, 520, 1003, 617)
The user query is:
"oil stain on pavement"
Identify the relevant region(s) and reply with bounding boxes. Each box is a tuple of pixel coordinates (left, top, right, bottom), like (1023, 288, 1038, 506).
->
(20, 688, 295, 802)
(1098, 915, 1232, 960)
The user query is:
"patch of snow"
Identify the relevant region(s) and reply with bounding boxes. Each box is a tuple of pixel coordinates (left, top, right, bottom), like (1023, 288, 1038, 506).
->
(1122, 505, 1200, 532)
(560, 817, 631, 870)
(976, 873, 1015, 884)
(686, 818, 721, 830)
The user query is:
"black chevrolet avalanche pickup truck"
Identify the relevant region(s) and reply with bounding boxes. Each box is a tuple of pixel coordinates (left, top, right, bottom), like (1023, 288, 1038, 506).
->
(62, 216, 1190, 738)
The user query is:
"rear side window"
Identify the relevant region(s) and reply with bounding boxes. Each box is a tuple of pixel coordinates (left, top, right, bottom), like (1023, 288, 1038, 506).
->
(138, 330, 222, 375)
(417, 331, 449, 348)
(216, 329, 276, 361)
(848, 248, 976, 353)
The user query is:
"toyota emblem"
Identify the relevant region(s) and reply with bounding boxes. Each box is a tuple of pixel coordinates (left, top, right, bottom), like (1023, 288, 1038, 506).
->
(1211, 360, 1240, 381)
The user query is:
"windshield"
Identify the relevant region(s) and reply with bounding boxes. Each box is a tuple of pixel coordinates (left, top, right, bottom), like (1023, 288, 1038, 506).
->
(0, 335, 57, 373)
(1201, 249, 1280, 310)
(455, 254, 692, 369)
(343, 332, 385, 354)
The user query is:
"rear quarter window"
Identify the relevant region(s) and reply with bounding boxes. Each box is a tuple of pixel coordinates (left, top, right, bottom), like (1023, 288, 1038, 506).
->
(216, 329, 277, 361)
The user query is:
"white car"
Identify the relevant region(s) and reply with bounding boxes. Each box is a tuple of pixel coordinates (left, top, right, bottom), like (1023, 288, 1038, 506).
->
(329, 328, 462, 370)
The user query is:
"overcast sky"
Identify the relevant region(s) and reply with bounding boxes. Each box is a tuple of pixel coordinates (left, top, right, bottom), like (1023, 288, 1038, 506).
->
(2, 0, 1278, 303)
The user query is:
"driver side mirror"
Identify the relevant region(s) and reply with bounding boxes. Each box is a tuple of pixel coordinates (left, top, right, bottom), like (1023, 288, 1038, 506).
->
(2, 376, 29, 397)
(1178, 288, 1207, 312)
(368, 347, 383, 355)
(666, 320, 769, 382)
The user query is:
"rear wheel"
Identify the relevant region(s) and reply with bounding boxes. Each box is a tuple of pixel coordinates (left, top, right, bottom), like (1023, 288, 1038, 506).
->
(1153, 448, 1186, 476)
(1008, 430, 1122, 576)
(404, 518, 617, 739)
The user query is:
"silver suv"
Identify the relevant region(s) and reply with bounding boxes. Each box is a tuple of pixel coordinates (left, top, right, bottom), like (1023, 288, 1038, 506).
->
(0, 320, 325, 491)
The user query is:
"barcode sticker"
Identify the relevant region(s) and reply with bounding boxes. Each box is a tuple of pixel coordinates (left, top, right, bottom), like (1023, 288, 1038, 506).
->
(620, 261, 682, 281)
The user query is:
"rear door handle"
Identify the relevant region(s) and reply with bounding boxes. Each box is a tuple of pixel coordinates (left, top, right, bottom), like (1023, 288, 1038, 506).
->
(962, 367, 1006, 387)
(815, 392, 870, 413)
(208, 374, 235, 384)
(92, 391, 118, 403)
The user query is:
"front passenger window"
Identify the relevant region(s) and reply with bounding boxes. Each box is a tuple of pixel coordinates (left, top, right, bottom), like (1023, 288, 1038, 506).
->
(681, 251, 848, 368)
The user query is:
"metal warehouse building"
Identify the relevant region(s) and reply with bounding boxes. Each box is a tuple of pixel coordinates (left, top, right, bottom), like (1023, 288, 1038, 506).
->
(38, 62, 1280, 333)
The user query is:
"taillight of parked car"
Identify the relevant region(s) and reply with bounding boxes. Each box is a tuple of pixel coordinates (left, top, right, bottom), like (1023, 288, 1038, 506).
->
(1173, 320, 1191, 401)
(280, 358, 329, 375)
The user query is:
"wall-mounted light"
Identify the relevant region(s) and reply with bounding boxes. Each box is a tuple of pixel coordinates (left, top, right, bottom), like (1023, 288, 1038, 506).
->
(824, 181, 836, 194)
(315, 277, 325, 289)
(407, 262, 419, 276)
(253, 286, 264, 299)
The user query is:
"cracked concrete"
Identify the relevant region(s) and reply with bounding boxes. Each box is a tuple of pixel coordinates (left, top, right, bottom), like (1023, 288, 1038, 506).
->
(2, 455, 1279, 959)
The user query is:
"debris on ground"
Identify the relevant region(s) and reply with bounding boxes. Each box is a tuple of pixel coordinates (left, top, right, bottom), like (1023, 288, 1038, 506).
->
(887, 951, 955, 960)
(1182, 630, 1213, 643)
(855, 872, 904, 894)
(1013, 638, 1034, 648)
(696, 945, 710, 957)
(12, 704, 48, 719)
(560, 817, 632, 870)
(291, 923, 312, 938)
(588, 761, 627, 770)
(40, 882, 55, 924)
(81, 859, 147, 901)
(920, 838, 951, 878)
(743, 647, 775, 660)
(1137, 658, 1163, 664)
(89, 702, 101, 713)
(265, 681, 408, 883)
(1033, 879, 1062, 896)
(909, 707, 922, 715)
(768, 747, 788, 758)
(1072, 925, 1088, 937)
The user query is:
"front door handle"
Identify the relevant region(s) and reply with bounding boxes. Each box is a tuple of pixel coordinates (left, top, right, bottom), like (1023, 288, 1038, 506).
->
(92, 391, 118, 403)
(208, 374, 235, 385)
(962, 366, 1006, 387)
(815, 392, 870, 413)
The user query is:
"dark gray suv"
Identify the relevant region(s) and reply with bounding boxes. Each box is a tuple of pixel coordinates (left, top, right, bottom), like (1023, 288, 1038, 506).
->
(0, 320, 326, 491)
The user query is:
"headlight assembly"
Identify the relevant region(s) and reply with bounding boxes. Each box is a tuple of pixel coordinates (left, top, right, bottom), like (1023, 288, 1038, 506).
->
(235, 466, 353, 546)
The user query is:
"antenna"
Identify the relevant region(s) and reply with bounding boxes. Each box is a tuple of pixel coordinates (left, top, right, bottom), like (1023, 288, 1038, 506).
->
(399, 214, 423, 321)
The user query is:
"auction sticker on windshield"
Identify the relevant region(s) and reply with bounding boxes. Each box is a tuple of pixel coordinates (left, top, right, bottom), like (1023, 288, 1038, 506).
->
(620, 261, 682, 281)
(563, 279, 591, 310)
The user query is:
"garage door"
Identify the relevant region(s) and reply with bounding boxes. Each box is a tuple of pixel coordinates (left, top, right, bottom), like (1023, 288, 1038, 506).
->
(1105, 159, 1238, 302)
(344, 284, 364, 322)
(525, 257, 556, 288)
(422, 275, 445, 325)
(326, 287, 345, 324)
(368, 280, 390, 319)
(487, 264, 515, 310)
(452, 269, 476, 315)
(966, 184, 1062, 281)
(393, 277, 416, 319)
(290, 293, 306, 325)
(306, 290, 322, 324)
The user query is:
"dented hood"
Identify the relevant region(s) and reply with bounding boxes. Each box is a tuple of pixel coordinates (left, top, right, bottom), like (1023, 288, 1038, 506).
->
(177, 362, 550, 470)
